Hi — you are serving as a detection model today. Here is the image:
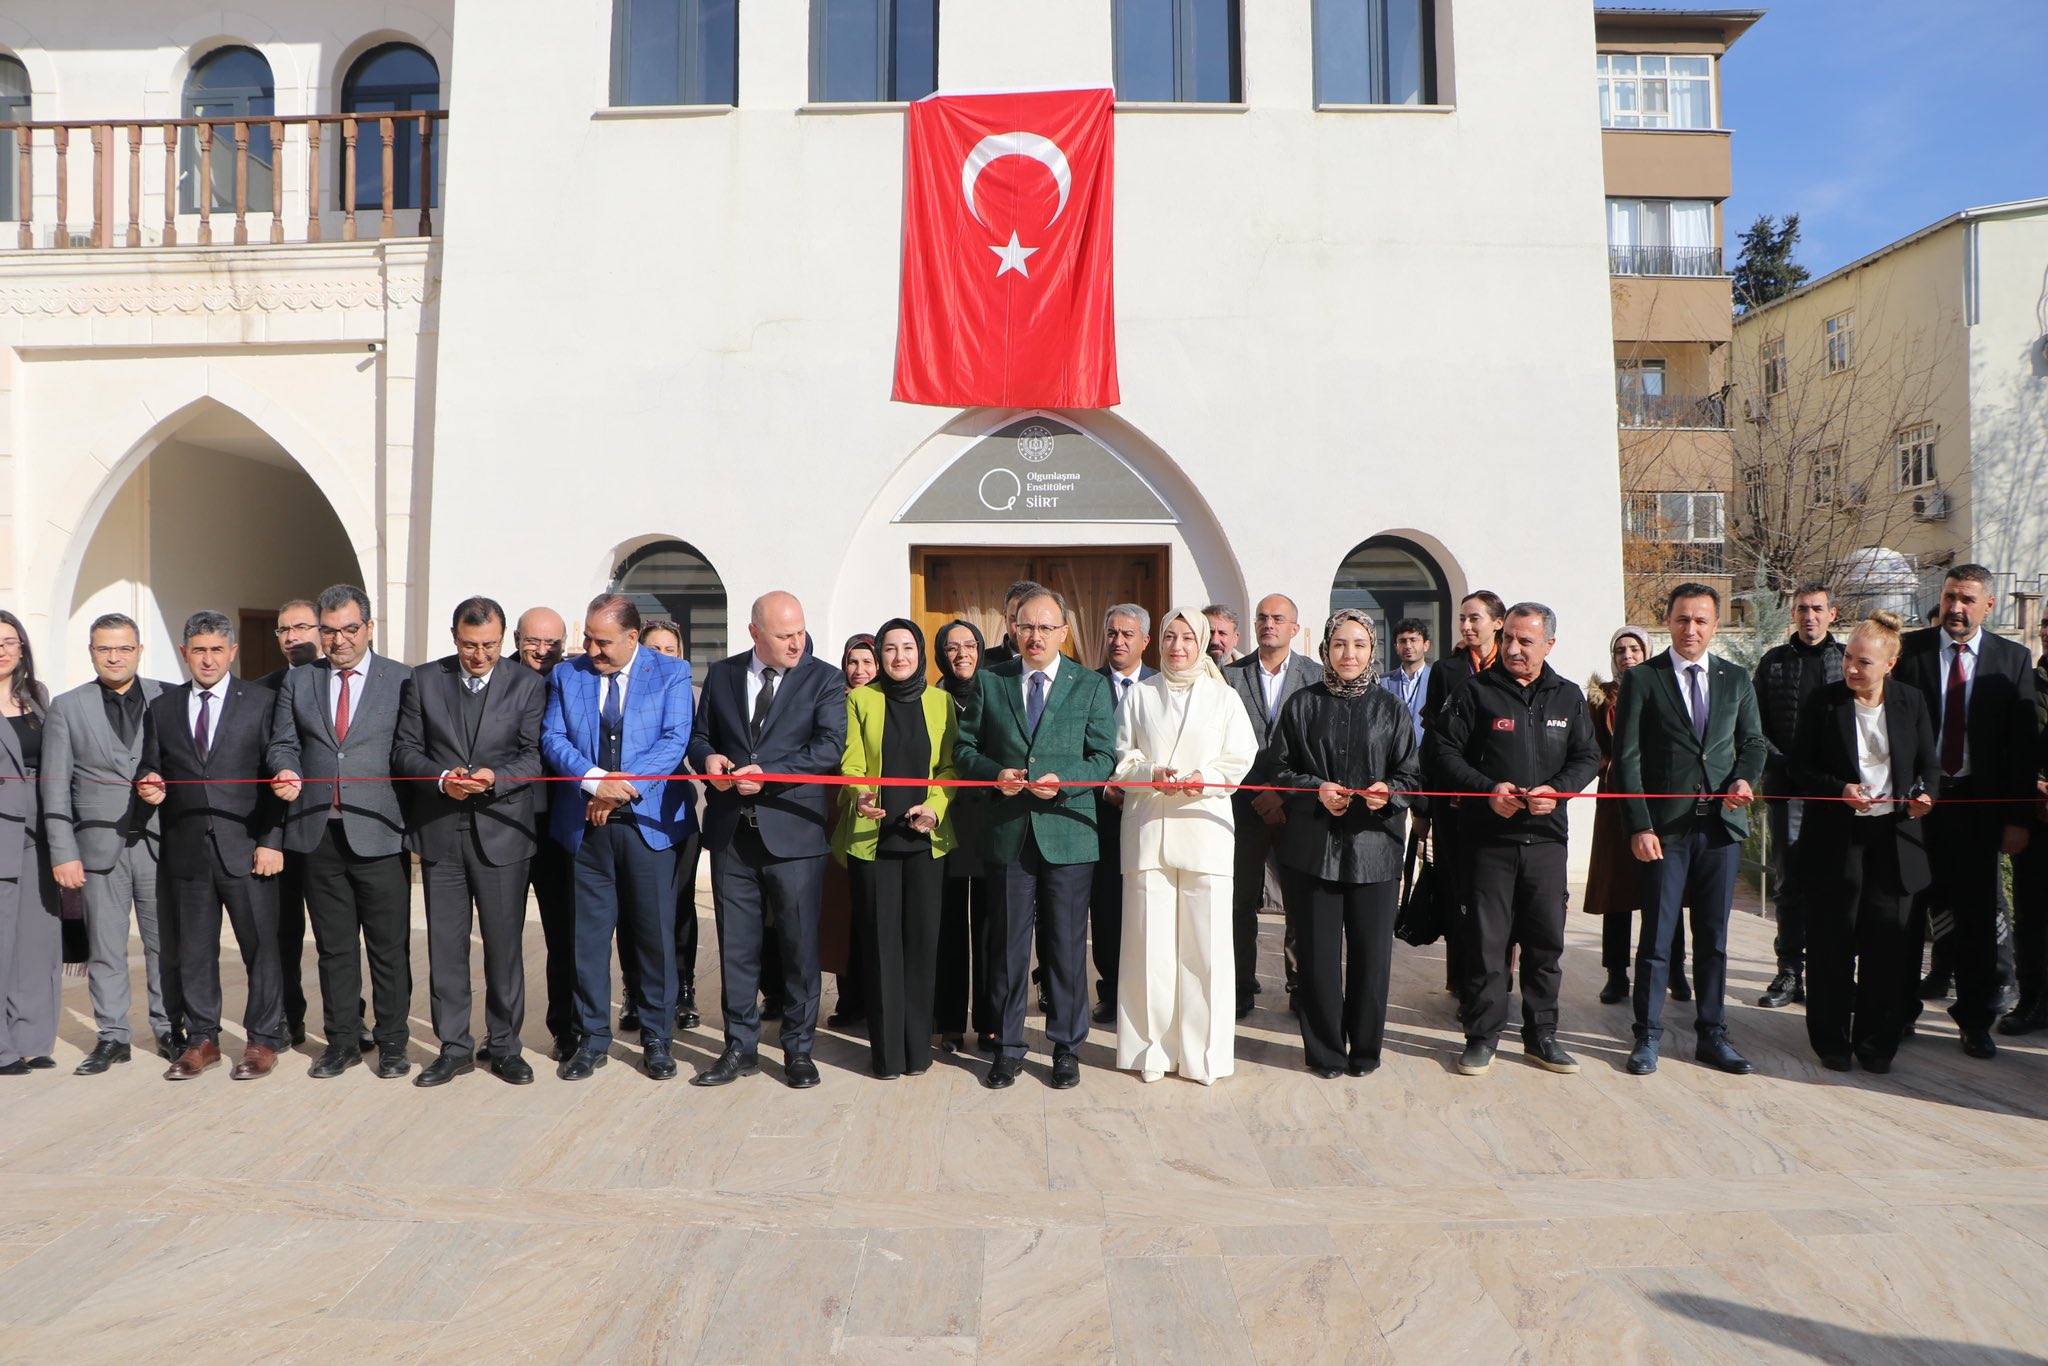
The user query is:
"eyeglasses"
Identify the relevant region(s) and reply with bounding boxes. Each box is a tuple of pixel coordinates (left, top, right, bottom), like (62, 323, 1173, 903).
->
(0, 639, 21, 654)
(317, 621, 367, 640)
(274, 623, 317, 636)
(1015, 623, 1064, 637)
(519, 638, 562, 651)
(90, 644, 139, 658)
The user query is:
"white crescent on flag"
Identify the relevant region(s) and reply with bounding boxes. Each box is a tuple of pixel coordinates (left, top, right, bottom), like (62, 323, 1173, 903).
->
(960, 131, 1073, 227)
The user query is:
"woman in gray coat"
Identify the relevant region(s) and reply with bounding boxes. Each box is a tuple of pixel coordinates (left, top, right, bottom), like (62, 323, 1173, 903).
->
(0, 610, 62, 1075)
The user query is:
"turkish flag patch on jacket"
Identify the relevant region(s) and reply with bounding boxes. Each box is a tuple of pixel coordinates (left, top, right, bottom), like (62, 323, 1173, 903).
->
(892, 88, 1119, 409)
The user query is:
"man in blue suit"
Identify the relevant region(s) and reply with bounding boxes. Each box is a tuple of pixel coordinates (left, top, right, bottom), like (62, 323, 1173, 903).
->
(541, 594, 694, 1081)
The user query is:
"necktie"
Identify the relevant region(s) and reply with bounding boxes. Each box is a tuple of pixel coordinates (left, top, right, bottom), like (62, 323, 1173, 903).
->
(1118, 676, 1131, 708)
(1026, 670, 1048, 735)
(751, 667, 777, 743)
(1685, 664, 1708, 741)
(334, 668, 355, 744)
(193, 689, 212, 763)
(603, 672, 623, 731)
(467, 676, 485, 695)
(1941, 642, 1969, 775)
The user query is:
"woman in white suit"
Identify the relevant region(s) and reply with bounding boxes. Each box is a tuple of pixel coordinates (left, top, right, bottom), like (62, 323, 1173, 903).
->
(1112, 607, 1259, 1084)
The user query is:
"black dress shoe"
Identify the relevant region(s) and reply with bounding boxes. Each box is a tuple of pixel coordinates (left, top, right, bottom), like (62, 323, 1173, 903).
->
(976, 1032, 999, 1055)
(1856, 1053, 1893, 1075)
(359, 1037, 379, 1053)
(0, 1059, 28, 1076)
(1037, 988, 1052, 1013)
(155, 1032, 178, 1059)
(559, 1046, 610, 1081)
(785, 1053, 821, 1089)
(676, 989, 701, 1031)
(1626, 1039, 1660, 1075)
(1598, 971, 1630, 1005)
(1992, 984, 2020, 1016)
(691, 1043, 759, 1086)
(287, 1022, 307, 1047)
(309, 1043, 360, 1078)
(1310, 1065, 1343, 1080)
(1819, 1054, 1852, 1072)
(1346, 1059, 1378, 1077)
(1998, 997, 2047, 1036)
(1757, 969, 1804, 1008)
(550, 1036, 581, 1063)
(983, 1058, 1019, 1089)
(74, 1040, 132, 1075)
(1961, 1028, 1998, 1059)
(618, 1008, 643, 1035)
(1090, 999, 1117, 1026)
(1694, 1036, 1754, 1074)
(490, 1053, 535, 1084)
(1235, 996, 1253, 1021)
(644, 1042, 678, 1081)
(25, 1056, 54, 1070)
(1670, 976, 1694, 1003)
(1049, 1052, 1080, 1089)
(375, 1046, 411, 1080)
(415, 1049, 474, 1088)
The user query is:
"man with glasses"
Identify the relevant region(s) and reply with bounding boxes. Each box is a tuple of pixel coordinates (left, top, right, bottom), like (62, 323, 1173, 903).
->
(43, 613, 173, 1069)
(268, 584, 414, 1079)
(261, 598, 321, 1044)
(513, 606, 582, 1061)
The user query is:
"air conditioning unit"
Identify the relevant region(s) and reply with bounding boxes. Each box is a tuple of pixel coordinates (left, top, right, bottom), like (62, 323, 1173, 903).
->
(1912, 488, 1952, 521)
(47, 228, 93, 249)
(1742, 397, 1769, 422)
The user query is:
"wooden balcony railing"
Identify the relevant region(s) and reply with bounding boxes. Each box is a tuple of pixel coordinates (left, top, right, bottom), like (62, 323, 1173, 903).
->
(0, 110, 447, 250)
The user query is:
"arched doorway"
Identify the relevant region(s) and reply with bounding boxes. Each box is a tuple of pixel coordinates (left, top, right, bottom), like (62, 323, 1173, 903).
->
(1329, 535, 1453, 675)
(67, 400, 361, 685)
(608, 539, 729, 677)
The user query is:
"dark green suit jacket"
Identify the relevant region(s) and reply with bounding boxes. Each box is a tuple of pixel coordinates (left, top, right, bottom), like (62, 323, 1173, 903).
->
(954, 656, 1117, 865)
(1611, 649, 1767, 841)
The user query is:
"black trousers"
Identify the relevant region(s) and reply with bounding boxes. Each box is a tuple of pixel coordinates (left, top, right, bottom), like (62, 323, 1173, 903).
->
(1633, 819, 1739, 1042)
(422, 837, 529, 1058)
(991, 833, 1091, 1061)
(1765, 799, 1811, 973)
(167, 844, 286, 1050)
(621, 831, 702, 1013)
(1437, 813, 1469, 991)
(304, 823, 412, 1050)
(1282, 870, 1398, 1072)
(529, 831, 578, 1045)
(2015, 834, 2048, 1005)
(935, 857, 997, 1036)
(1231, 798, 1289, 997)
(1807, 818, 1913, 1063)
(571, 821, 678, 1049)
(710, 821, 824, 1054)
(1090, 798, 1125, 1003)
(850, 851, 943, 1076)
(1904, 793, 2010, 1032)
(276, 849, 309, 1032)
(1460, 841, 1567, 1046)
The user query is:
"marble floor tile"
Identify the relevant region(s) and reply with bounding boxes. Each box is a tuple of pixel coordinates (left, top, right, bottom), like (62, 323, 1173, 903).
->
(1104, 1255, 1258, 1365)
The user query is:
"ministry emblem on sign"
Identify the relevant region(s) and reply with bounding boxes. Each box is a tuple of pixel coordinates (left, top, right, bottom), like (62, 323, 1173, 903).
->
(1017, 424, 1056, 462)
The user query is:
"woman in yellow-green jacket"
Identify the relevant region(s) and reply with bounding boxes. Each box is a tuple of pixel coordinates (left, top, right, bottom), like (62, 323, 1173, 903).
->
(835, 618, 957, 1079)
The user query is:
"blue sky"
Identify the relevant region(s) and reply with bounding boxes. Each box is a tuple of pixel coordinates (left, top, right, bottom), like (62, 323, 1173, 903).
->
(1719, 0, 2048, 279)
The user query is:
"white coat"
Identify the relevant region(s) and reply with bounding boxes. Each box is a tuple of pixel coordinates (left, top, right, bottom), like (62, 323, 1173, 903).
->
(1111, 672, 1258, 876)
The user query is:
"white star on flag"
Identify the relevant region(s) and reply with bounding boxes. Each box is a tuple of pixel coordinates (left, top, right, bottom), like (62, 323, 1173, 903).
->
(989, 230, 1039, 278)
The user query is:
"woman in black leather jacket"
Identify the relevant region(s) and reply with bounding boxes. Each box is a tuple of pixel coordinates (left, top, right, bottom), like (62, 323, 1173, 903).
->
(1270, 609, 1422, 1078)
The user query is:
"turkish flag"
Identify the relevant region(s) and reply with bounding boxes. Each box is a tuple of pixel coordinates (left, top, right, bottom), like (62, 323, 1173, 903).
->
(893, 88, 1118, 409)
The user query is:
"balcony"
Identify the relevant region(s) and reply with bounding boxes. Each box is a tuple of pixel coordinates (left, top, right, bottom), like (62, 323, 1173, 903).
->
(1617, 390, 1729, 429)
(1, 112, 446, 250)
(1608, 245, 1722, 278)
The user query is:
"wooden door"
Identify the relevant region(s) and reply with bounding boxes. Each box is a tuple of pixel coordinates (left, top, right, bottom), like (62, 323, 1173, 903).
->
(911, 546, 1170, 673)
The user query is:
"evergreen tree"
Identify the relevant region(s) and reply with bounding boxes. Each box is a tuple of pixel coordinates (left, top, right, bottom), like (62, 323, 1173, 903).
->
(1731, 213, 1811, 314)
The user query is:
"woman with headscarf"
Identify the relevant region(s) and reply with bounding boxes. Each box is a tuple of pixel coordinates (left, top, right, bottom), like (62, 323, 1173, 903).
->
(826, 633, 883, 1027)
(835, 619, 957, 1078)
(1110, 607, 1258, 1084)
(1584, 625, 1687, 1004)
(931, 619, 996, 1054)
(1270, 609, 1422, 1079)
(0, 610, 61, 1076)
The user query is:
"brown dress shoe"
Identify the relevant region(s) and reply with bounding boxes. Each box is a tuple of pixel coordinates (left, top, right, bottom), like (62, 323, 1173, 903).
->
(164, 1040, 223, 1080)
(231, 1045, 278, 1080)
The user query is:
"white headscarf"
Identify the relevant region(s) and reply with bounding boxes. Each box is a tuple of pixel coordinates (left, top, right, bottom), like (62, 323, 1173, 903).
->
(1160, 606, 1226, 691)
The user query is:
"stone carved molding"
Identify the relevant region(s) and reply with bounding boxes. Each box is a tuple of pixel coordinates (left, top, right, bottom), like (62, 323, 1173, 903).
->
(0, 271, 439, 316)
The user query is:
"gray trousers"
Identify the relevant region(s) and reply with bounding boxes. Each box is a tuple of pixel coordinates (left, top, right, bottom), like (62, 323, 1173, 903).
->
(0, 837, 63, 1067)
(84, 841, 170, 1044)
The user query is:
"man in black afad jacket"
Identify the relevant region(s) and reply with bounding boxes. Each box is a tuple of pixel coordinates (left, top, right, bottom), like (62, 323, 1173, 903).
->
(1750, 582, 1845, 1009)
(1426, 602, 1600, 1079)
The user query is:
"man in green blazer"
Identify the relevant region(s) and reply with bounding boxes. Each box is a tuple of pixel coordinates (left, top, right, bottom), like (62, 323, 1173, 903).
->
(955, 588, 1116, 1090)
(1612, 582, 1767, 1077)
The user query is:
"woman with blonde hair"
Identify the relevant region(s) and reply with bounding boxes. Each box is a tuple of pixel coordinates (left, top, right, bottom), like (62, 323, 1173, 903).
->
(1111, 607, 1258, 1084)
(1789, 610, 1937, 1072)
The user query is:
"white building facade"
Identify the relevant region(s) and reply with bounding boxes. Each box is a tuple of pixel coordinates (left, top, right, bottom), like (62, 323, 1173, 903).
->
(4, 0, 1624, 704)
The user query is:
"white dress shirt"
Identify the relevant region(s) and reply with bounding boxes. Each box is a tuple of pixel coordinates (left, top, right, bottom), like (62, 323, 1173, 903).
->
(581, 646, 638, 793)
(1258, 656, 1291, 722)
(187, 679, 226, 751)
(1108, 664, 1143, 710)
(1021, 651, 1063, 709)
(1935, 629, 1981, 777)
(326, 650, 376, 731)
(1853, 698, 1895, 817)
(1671, 649, 1713, 730)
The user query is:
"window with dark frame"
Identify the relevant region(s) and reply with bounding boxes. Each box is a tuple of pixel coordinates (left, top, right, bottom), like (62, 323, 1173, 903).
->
(611, 0, 740, 107)
(340, 43, 440, 211)
(180, 46, 275, 214)
(0, 55, 29, 224)
(1113, 0, 1242, 104)
(811, 0, 938, 103)
(1312, 0, 1436, 106)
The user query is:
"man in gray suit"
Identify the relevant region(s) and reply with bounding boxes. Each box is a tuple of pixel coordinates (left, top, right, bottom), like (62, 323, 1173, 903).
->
(45, 612, 173, 1070)
(1223, 593, 1322, 1019)
(1090, 603, 1156, 1024)
(268, 584, 413, 1080)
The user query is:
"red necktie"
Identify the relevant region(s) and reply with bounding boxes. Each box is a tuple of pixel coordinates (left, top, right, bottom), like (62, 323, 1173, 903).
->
(1940, 644, 1967, 776)
(333, 668, 355, 811)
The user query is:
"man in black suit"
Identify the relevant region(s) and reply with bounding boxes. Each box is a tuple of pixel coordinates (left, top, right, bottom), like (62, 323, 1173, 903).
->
(259, 597, 320, 1046)
(268, 583, 413, 1081)
(393, 596, 548, 1086)
(513, 605, 579, 1060)
(137, 611, 289, 1081)
(980, 580, 1042, 669)
(1611, 582, 1767, 1077)
(1222, 593, 1321, 1018)
(688, 591, 845, 1088)
(1896, 564, 2039, 1058)
(1090, 603, 1156, 1024)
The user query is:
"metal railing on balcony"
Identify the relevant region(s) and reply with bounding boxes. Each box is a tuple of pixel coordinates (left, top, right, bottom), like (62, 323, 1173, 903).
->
(1, 111, 446, 249)
(1607, 244, 1723, 277)
(1617, 390, 1730, 429)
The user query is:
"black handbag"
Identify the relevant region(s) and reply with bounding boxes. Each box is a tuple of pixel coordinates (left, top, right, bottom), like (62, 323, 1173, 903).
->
(1395, 826, 1443, 947)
